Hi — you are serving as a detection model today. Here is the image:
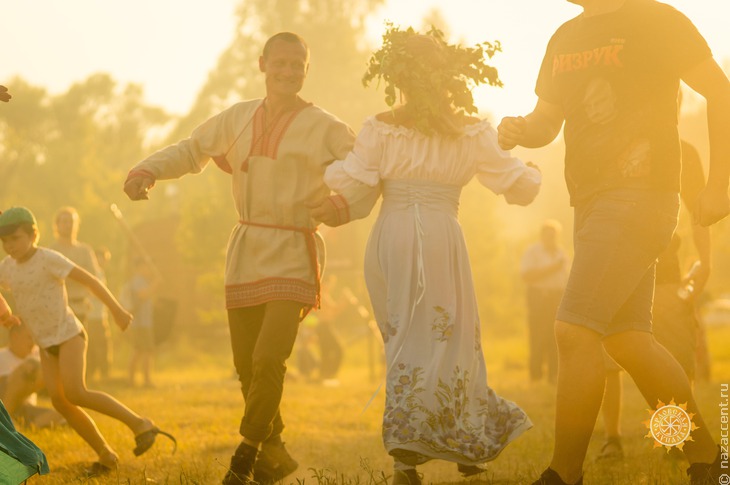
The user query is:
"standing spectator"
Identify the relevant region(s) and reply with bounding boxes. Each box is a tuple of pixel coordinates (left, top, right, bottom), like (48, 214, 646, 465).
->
(50, 207, 103, 378)
(520, 220, 569, 384)
(86, 246, 113, 381)
(0, 323, 65, 428)
(126, 257, 159, 388)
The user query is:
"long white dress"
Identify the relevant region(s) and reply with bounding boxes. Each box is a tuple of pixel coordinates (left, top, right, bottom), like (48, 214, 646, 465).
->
(325, 116, 539, 465)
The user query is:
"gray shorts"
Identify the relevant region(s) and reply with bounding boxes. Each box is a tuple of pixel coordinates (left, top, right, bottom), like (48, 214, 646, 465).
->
(557, 188, 679, 336)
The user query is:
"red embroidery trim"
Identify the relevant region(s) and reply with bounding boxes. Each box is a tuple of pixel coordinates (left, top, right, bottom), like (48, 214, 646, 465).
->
(126, 169, 156, 188)
(238, 219, 322, 308)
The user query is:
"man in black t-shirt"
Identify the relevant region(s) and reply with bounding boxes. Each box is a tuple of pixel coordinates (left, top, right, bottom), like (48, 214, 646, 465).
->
(498, 1, 730, 484)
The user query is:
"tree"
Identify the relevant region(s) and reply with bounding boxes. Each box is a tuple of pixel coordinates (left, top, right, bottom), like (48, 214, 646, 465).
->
(0, 74, 171, 277)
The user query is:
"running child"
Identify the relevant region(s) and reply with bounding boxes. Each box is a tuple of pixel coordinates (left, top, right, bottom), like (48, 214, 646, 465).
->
(0, 206, 175, 476)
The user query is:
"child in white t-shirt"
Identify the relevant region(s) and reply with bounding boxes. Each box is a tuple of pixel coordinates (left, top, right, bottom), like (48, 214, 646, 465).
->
(0, 206, 175, 476)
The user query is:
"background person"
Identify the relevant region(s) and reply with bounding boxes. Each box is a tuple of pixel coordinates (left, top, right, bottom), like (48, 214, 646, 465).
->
(520, 219, 569, 384)
(86, 245, 113, 381)
(126, 257, 160, 388)
(0, 323, 65, 428)
(50, 207, 104, 379)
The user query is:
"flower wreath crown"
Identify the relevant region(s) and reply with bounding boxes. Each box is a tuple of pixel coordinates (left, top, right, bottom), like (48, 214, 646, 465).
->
(363, 24, 503, 135)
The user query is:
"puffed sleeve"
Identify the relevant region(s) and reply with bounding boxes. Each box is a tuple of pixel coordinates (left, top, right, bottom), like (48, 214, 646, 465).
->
(324, 119, 383, 222)
(474, 123, 542, 206)
(128, 102, 244, 181)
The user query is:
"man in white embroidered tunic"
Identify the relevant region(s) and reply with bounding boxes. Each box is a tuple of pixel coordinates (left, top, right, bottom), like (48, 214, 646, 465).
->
(123, 32, 355, 485)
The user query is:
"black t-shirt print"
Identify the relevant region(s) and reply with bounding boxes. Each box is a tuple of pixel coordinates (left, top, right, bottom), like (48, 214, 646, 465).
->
(535, 0, 711, 204)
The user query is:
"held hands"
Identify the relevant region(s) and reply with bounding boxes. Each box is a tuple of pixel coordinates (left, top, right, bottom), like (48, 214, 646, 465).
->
(124, 176, 155, 201)
(694, 185, 730, 227)
(497, 116, 527, 150)
(307, 197, 340, 227)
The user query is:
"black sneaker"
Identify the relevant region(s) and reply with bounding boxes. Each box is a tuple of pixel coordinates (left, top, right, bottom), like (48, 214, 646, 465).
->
(253, 436, 298, 484)
(687, 446, 722, 485)
(531, 468, 583, 485)
(391, 469, 422, 485)
(457, 463, 486, 477)
(223, 442, 258, 485)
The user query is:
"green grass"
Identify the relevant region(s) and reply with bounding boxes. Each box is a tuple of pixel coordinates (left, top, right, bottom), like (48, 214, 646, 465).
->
(17, 323, 730, 484)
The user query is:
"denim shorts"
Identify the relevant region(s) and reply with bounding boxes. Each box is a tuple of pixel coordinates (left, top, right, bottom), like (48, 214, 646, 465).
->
(556, 188, 679, 336)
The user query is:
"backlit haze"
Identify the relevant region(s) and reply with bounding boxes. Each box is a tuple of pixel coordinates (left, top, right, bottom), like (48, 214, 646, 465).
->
(1, 0, 728, 120)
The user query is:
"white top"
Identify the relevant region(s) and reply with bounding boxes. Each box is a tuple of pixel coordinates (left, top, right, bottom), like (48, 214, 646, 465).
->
(323, 116, 537, 463)
(0, 347, 39, 405)
(324, 117, 541, 210)
(520, 243, 570, 291)
(49, 241, 99, 317)
(0, 248, 84, 349)
(0, 347, 25, 378)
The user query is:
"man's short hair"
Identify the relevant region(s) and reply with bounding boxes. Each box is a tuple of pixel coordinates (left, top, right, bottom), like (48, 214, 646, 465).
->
(262, 32, 309, 60)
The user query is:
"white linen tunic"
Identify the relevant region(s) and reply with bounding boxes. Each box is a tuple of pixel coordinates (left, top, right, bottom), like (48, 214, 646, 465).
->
(325, 117, 539, 465)
(128, 99, 355, 309)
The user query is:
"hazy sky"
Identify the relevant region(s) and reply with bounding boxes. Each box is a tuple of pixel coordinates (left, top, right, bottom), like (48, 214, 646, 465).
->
(1, 1, 728, 121)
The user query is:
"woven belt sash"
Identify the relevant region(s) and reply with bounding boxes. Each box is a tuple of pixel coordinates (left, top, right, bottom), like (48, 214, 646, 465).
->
(238, 219, 321, 308)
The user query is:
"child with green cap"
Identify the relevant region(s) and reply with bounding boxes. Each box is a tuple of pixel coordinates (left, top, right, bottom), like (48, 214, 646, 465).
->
(0, 206, 175, 476)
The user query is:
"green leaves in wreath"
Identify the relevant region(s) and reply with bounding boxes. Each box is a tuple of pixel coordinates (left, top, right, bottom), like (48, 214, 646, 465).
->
(363, 24, 502, 134)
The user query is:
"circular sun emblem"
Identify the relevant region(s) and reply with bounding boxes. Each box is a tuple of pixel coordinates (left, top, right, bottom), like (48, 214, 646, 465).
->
(644, 399, 698, 451)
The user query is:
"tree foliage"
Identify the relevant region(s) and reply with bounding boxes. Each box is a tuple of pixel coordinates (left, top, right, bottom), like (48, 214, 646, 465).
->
(0, 75, 170, 269)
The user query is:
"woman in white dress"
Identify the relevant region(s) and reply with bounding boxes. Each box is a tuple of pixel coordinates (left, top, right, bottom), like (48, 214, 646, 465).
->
(315, 28, 539, 484)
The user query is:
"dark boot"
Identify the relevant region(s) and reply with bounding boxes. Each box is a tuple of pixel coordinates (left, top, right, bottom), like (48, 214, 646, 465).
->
(457, 463, 486, 477)
(391, 468, 422, 485)
(531, 468, 583, 485)
(222, 442, 258, 485)
(253, 435, 298, 484)
(687, 446, 722, 485)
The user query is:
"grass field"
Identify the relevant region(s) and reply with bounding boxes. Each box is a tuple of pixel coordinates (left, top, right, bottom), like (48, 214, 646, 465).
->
(16, 321, 730, 485)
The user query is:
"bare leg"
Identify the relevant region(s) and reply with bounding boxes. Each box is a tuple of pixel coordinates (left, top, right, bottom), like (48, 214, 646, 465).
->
(550, 320, 606, 484)
(41, 346, 115, 463)
(603, 330, 717, 464)
(141, 350, 153, 387)
(602, 370, 622, 438)
(55, 335, 151, 435)
(128, 350, 138, 386)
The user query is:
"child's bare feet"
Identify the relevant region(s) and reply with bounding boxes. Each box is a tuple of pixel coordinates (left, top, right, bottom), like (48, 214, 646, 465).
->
(85, 446, 118, 477)
(99, 448, 119, 469)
